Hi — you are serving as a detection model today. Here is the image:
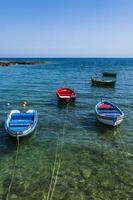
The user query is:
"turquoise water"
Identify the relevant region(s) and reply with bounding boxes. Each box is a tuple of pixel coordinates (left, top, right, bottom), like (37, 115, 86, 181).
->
(0, 58, 133, 200)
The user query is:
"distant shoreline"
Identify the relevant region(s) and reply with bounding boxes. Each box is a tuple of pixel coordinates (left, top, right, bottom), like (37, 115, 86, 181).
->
(0, 61, 48, 66)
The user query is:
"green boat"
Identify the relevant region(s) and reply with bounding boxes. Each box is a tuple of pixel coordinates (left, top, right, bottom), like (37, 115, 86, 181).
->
(103, 71, 117, 77)
(91, 76, 116, 87)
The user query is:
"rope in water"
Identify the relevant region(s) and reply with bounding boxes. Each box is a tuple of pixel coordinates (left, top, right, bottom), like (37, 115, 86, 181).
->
(45, 133, 60, 200)
(49, 112, 66, 200)
(43, 103, 68, 200)
(6, 136, 20, 200)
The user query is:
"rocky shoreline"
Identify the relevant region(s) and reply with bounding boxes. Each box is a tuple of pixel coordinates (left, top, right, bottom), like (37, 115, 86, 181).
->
(0, 61, 48, 66)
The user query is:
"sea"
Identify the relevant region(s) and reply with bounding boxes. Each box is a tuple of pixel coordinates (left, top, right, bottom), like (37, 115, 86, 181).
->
(0, 58, 133, 200)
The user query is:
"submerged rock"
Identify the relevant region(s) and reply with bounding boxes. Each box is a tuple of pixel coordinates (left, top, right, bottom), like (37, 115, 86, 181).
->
(82, 169, 92, 179)
(69, 191, 86, 200)
(10, 194, 18, 200)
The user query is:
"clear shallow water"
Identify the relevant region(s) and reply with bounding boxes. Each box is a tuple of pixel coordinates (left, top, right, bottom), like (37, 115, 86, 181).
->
(0, 58, 133, 200)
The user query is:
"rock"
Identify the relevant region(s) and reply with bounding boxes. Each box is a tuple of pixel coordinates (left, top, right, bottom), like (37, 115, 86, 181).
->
(82, 169, 92, 179)
(10, 194, 18, 200)
(69, 192, 86, 200)
(0, 61, 48, 67)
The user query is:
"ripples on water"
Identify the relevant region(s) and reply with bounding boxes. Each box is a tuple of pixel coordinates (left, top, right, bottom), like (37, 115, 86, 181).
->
(0, 58, 133, 200)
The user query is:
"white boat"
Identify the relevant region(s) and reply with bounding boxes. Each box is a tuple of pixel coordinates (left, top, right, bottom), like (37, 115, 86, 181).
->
(5, 110, 38, 137)
(95, 100, 124, 126)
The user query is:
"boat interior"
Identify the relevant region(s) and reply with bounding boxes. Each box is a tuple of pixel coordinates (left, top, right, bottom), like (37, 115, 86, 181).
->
(97, 103, 122, 116)
(9, 113, 34, 132)
(58, 89, 74, 97)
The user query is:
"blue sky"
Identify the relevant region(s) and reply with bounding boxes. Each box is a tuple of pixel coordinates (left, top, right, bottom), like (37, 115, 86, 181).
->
(0, 0, 133, 57)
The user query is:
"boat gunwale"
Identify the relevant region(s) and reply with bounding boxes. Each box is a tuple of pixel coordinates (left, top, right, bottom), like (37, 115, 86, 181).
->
(91, 76, 116, 84)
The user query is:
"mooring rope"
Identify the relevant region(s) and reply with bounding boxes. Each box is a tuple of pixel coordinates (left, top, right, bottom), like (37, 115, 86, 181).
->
(45, 132, 60, 200)
(48, 109, 67, 200)
(43, 104, 68, 200)
(6, 136, 20, 200)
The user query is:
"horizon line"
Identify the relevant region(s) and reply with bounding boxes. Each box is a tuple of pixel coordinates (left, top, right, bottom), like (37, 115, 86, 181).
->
(0, 56, 133, 59)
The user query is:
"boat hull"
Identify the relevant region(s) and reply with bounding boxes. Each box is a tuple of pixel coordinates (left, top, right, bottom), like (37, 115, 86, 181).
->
(5, 110, 38, 138)
(57, 96, 76, 103)
(95, 101, 124, 127)
(91, 77, 116, 87)
(96, 113, 124, 126)
(56, 87, 76, 104)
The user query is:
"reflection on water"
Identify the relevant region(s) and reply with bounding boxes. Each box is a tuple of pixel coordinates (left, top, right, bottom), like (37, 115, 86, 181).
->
(0, 58, 133, 199)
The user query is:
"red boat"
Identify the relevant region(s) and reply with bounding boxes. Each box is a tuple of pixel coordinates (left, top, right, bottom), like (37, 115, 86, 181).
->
(56, 87, 76, 103)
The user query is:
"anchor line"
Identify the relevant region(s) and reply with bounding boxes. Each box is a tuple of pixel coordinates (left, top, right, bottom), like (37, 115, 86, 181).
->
(49, 107, 67, 200)
(45, 133, 60, 200)
(6, 136, 20, 200)
(44, 104, 68, 200)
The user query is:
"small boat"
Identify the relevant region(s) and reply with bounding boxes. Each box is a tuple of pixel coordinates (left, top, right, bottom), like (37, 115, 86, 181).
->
(56, 87, 76, 103)
(5, 110, 38, 137)
(103, 71, 117, 77)
(91, 76, 116, 87)
(95, 100, 124, 126)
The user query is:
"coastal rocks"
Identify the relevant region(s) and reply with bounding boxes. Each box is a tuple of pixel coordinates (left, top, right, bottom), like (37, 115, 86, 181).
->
(0, 61, 48, 67)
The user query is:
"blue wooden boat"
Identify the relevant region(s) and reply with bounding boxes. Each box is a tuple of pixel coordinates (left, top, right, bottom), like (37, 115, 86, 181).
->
(95, 100, 124, 126)
(5, 110, 38, 137)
